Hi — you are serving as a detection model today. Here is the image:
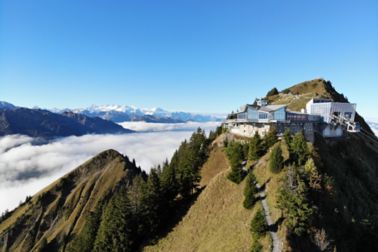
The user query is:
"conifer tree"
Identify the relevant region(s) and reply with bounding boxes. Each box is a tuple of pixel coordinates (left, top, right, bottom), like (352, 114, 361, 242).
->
(67, 204, 103, 252)
(248, 132, 262, 161)
(243, 173, 258, 209)
(283, 128, 292, 146)
(160, 162, 178, 203)
(269, 145, 284, 173)
(304, 158, 322, 190)
(250, 209, 267, 238)
(226, 141, 245, 183)
(291, 131, 309, 165)
(277, 172, 314, 236)
(263, 128, 278, 150)
(143, 169, 162, 236)
(94, 187, 135, 252)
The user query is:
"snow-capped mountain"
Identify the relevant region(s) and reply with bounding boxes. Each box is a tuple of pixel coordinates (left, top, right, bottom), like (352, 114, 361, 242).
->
(70, 104, 224, 123)
(0, 101, 224, 123)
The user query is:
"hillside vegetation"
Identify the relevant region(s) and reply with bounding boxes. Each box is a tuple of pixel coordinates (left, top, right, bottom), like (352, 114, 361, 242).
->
(0, 128, 214, 252)
(0, 149, 140, 251)
(1, 79, 377, 252)
(144, 146, 271, 252)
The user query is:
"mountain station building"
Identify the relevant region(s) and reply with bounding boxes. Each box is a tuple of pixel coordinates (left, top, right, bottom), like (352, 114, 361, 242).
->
(223, 98, 360, 142)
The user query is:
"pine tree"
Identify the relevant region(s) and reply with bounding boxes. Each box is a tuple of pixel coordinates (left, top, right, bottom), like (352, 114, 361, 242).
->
(143, 169, 162, 236)
(248, 132, 262, 161)
(304, 158, 322, 190)
(250, 209, 267, 238)
(128, 176, 147, 215)
(243, 143, 249, 160)
(94, 187, 135, 252)
(276, 172, 314, 236)
(67, 204, 103, 252)
(269, 145, 284, 173)
(264, 128, 278, 150)
(243, 173, 258, 209)
(160, 162, 178, 203)
(226, 142, 245, 184)
(283, 128, 292, 146)
(291, 131, 309, 165)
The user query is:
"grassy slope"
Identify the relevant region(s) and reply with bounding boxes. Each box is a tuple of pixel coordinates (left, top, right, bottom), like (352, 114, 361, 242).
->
(144, 146, 270, 252)
(199, 147, 229, 187)
(267, 78, 332, 111)
(0, 149, 133, 252)
(252, 141, 291, 251)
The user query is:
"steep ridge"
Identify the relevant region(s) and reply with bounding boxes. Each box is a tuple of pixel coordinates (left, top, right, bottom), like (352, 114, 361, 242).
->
(0, 149, 141, 252)
(0, 107, 132, 137)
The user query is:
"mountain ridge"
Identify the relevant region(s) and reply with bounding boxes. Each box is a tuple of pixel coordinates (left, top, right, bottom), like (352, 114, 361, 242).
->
(0, 149, 143, 252)
(0, 107, 132, 137)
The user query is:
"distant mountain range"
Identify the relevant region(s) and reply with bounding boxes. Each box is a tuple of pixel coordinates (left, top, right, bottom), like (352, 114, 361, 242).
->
(58, 104, 225, 123)
(0, 105, 132, 137)
(1, 102, 224, 123)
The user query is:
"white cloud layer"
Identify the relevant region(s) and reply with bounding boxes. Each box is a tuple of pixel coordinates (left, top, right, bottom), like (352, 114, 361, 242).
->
(118, 121, 220, 132)
(0, 122, 219, 213)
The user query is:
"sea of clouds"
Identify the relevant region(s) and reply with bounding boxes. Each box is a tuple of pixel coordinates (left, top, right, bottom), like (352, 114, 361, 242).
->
(0, 121, 219, 213)
(118, 121, 220, 132)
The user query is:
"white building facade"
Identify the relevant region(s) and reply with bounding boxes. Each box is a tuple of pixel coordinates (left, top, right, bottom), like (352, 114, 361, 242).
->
(306, 98, 356, 123)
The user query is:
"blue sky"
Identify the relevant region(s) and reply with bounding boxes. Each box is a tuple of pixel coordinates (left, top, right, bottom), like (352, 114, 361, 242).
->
(1, 1, 377, 118)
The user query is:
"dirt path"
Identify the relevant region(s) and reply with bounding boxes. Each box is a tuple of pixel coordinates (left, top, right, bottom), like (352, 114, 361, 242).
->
(255, 182, 282, 252)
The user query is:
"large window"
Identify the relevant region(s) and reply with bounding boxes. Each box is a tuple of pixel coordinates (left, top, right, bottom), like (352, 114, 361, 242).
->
(259, 112, 268, 119)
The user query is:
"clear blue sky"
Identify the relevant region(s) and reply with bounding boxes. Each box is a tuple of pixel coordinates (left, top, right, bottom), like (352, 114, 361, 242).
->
(1, 0, 377, 118)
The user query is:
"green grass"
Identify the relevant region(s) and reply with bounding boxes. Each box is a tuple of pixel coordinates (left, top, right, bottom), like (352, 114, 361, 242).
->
(145, 147, 271, 252)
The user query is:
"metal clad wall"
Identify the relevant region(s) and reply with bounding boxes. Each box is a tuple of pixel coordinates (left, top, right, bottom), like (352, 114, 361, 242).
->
(273, 107, 286, 121)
